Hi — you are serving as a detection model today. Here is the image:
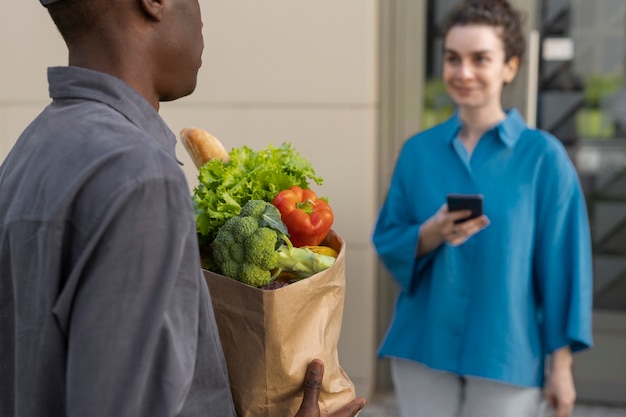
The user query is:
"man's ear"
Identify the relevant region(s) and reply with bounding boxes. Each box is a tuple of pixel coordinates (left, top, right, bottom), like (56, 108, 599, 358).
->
(139, 0, 164, 21)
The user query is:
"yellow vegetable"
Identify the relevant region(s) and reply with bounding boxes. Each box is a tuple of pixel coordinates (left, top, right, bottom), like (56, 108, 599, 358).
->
(302, 245, 338, 258)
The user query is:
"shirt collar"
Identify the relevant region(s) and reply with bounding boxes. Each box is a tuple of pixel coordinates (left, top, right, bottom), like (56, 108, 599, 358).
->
(47, 66, 179, 161)
(444, 108, 527, 148)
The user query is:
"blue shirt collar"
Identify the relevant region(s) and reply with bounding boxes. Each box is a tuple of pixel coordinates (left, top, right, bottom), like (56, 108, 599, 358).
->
(443, 108, 527, 147)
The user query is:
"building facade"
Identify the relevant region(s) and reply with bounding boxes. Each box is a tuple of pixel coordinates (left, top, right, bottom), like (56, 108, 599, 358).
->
(1, 0, 624, 405)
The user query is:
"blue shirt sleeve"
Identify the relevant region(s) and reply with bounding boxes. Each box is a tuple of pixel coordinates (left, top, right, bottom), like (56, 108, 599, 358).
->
(533, 140, 593, 355)
(372, 144, 437, 293)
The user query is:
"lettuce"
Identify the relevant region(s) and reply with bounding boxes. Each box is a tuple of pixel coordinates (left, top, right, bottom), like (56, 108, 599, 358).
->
(192, 142, 323, 246)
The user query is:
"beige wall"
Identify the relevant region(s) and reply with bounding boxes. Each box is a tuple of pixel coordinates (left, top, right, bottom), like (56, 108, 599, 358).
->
(0, 1, 380, 397)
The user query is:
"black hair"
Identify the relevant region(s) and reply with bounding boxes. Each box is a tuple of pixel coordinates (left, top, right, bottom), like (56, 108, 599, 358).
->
(443, 0, 526, 63)
(47, 0, 112, 45)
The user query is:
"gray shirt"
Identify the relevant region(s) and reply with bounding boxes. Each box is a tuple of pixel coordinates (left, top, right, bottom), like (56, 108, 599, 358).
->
(0, 66, 237, 417)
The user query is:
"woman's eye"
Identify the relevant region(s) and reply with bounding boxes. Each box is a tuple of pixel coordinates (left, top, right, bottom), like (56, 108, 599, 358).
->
(445, 55, 460, 64)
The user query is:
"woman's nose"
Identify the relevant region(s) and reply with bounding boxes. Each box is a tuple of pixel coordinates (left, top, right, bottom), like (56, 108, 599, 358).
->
(457, 62, 474, 79)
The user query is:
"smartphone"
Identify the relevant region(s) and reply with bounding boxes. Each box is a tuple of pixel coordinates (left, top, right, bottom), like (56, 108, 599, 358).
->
(446, 193, 484, 224)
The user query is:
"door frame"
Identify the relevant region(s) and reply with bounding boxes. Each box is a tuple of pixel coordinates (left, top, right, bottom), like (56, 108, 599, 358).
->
(376, 0, 427, 391)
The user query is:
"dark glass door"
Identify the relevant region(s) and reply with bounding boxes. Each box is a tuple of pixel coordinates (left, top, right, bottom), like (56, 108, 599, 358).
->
(537, 0, 626, 405)
(537, 0, 626, 312)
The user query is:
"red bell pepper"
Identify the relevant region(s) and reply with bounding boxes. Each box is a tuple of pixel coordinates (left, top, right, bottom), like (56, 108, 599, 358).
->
(271, 185, 334, 247)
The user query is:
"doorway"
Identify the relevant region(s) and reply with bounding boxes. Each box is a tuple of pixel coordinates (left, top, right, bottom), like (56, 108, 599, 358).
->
(377, 0, 626, 404)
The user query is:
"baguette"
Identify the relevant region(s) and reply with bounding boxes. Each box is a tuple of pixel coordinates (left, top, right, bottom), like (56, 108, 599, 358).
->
(180, 127, 230, 169)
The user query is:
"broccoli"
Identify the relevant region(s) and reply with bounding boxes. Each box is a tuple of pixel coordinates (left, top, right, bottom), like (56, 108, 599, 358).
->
(212, 200, 287, 287)
(212, 199, 337, 288)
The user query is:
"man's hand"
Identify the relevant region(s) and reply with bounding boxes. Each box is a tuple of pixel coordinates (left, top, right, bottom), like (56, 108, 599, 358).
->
(544, 347, 576, 417)
(295, 359, 366, 417)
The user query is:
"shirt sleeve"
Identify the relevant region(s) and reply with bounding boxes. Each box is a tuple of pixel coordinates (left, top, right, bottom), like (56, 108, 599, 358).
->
(63, 177, 204, 417)
(372, 147, 437, 293)
(533, 143, 593, 355)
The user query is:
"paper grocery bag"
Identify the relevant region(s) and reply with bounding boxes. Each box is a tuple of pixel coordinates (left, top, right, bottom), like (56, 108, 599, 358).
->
(203, 230, 356, 417)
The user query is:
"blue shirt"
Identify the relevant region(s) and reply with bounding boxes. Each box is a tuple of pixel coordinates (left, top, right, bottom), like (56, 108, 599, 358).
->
(372, 109, 593, 388)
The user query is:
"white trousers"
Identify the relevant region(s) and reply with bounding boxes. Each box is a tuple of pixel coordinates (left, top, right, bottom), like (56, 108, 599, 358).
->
(391, 358, 545, 417)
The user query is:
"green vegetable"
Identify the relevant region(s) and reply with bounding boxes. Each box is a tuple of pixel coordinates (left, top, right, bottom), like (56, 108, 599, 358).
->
(275, 236, 337, 280)
(193, 143, 323, 246)
(212, 200, 288, 287)
(212, 200, 336, 288)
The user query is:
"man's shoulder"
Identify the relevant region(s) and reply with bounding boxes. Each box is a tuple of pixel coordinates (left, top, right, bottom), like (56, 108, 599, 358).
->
(42, 103, 183, 183)
(68, 114, 188, 204)
(1, 105, 187, 228)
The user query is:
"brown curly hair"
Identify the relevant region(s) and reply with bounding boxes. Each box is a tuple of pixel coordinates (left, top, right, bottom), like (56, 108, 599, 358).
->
(443, 0, 526, 63)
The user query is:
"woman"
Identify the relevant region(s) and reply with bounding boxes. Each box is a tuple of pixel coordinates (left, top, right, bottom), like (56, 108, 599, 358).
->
(371, 1, 593, 417)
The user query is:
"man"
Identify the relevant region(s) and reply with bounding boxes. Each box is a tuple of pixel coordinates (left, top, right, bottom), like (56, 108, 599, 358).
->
(0, 0, 367, 416)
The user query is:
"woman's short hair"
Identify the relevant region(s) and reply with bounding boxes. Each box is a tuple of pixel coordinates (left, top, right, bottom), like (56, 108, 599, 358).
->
(443, 0, 526, 63)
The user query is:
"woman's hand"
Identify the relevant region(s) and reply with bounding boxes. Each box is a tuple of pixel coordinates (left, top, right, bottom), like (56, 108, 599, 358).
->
(295, 359, 366, 417)
(439, 205, 490, 246)
(544, 347, 576, 417)
(417, 204, 490, 255)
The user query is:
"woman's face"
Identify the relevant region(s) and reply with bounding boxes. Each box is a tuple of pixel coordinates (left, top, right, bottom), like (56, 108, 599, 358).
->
(443, 25, 518, 112)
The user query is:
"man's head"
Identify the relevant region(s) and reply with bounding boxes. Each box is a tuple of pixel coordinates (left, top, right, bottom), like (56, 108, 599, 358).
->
(45, 0, 112, 47)
(42, 0, 204, 108)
